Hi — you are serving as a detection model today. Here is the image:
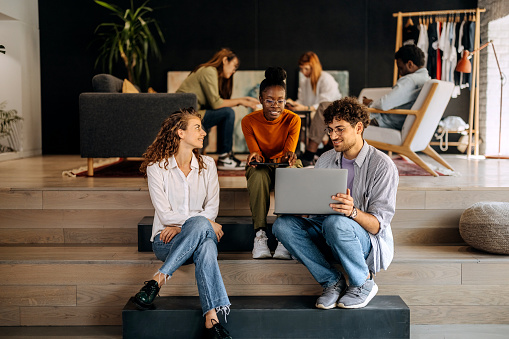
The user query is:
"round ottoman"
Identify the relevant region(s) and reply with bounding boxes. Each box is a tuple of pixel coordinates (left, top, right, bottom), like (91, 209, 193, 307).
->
(459, 202, 509, 254)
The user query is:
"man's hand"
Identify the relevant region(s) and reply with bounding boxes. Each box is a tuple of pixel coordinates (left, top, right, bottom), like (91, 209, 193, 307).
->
(362, 97, 373, 106)
(281, 151, 297, 167)
(247, 152, 264, 167)
(208, 219, 224, 242)
(330, 188, 355, 216)
(160, 226, 181, 243)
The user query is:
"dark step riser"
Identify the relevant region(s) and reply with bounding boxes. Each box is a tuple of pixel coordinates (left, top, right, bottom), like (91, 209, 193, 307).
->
(123, 296, 410, 339)
(138, 217, 278, 252)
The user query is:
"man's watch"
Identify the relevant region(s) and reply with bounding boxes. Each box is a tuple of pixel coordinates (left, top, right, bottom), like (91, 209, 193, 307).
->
(349, 206, 358, 219)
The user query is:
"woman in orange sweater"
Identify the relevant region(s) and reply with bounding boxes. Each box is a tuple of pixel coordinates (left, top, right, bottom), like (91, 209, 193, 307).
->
(241, 67, 302, 260)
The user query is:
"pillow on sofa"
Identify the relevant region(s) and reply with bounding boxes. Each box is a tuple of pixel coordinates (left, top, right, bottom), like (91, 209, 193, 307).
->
(92, 74, 124, 93)
(122, 79, 140, 93)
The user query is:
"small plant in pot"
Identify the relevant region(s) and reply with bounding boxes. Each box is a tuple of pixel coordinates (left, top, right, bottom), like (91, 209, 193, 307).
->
(93, 0, 165, 89)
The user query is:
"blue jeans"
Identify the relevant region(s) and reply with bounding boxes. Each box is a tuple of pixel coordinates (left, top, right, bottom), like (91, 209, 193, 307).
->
(152, 216, 230, 316)
(273, 215, 372, 287)
(202, 107, 235, 154)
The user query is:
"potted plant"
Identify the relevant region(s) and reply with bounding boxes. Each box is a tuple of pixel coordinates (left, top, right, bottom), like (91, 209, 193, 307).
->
(0, 101, 23, 153)
(93, 0, 165, 89)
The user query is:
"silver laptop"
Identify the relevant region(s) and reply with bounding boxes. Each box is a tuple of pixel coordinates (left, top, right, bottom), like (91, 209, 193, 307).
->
(274, 168, 348, 215)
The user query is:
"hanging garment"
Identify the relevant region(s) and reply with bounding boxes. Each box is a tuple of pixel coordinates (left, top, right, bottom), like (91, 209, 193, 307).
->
(449, 22, 458, 96)
(417, 23, 429, 66)
(454, 21, 466, 91)
(436, 22, 442, 80)
(403, 19, 420, 45)
(427, 22, 438, 79)
(439, 21, 449, 81)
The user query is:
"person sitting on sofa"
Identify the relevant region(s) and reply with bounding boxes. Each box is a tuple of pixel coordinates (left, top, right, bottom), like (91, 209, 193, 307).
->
(177, 48, 259, 170)
(241, 67, 302, 260)
(135, 108, 233, 339)
(362, 45, 430, 130)
(286, 51, 342, 167)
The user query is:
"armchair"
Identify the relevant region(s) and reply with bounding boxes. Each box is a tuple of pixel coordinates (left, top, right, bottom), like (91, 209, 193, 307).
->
(363, 80, 455, 176)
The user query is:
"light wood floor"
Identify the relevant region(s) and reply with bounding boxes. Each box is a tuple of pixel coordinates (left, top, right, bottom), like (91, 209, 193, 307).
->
(1, 154, 508, 190)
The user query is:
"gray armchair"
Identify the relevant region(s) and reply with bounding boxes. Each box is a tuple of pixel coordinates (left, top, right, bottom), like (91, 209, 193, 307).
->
(79, 74, 197, 175)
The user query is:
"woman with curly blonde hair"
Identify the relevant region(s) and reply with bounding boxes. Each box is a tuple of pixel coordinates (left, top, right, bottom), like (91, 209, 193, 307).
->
(136, 108, 233, 338)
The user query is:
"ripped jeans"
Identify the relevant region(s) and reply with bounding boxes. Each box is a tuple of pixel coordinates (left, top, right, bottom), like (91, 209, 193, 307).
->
(152, 215, 230, 317)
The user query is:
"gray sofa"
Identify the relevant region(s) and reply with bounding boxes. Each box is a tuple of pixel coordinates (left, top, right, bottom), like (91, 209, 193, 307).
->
(79, 74, 197, 175)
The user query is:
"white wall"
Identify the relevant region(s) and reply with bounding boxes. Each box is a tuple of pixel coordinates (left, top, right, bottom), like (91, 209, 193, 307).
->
(0, 0, 41, 160)
(485, 16, 509, 157)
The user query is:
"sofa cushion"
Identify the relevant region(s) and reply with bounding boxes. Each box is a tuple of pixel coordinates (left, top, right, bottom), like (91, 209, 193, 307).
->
(122, 79, 139, 93)
(92, 74, 124, 93)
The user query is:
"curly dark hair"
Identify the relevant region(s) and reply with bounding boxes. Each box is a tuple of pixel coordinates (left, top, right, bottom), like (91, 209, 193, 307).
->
(395, 45, 425, 67)
(323, 97, 370, 130)
(140, 108, 206, 176)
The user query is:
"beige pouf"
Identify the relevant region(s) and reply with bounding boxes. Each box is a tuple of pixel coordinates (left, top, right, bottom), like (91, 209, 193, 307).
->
(459, 202, 509, 254)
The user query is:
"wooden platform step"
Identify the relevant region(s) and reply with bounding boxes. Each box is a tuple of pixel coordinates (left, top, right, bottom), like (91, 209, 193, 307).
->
(122, 295, 410, 339)
(2, 244, 509, 326)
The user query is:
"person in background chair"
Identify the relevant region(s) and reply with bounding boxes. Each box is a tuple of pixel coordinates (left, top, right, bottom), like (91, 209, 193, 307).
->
(177, 48, 259, 170)
(135, 108, 233, 339)
(363, 45, 430, 130)
(273, 98, 398, 310)
(241, 67, 302, 260)
(286, 51, 342, 167)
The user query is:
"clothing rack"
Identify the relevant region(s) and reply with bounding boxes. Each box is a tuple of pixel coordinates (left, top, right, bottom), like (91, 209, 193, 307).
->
(393, 8, 486, 156)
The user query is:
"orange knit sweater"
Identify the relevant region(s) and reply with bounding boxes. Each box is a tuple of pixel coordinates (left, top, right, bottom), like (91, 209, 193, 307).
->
(241, 109, 301, 161)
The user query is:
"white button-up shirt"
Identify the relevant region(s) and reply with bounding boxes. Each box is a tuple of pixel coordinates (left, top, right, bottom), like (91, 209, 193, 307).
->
(147, 154, 219, 241)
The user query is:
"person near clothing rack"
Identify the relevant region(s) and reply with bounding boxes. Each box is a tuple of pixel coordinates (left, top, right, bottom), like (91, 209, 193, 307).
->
(363, 45, 430, 130)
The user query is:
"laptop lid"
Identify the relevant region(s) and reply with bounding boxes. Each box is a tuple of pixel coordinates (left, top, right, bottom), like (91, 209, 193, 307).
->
(274, 168, 348, 215)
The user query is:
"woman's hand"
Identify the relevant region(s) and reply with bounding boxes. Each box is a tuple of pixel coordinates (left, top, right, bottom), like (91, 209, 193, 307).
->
(160, 226, 181, 244)
(240, 97, 260, 110)
(208, 219, 224, 242)
(282, 151, 297, 167)
(287, 102, 309, 111)
(247, 152, 264, 167)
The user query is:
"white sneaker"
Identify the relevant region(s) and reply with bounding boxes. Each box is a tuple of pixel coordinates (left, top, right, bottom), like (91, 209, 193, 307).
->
(217, 152, 246, 171)
(273, 242, 292, 260)
(252, 229, 272, 259)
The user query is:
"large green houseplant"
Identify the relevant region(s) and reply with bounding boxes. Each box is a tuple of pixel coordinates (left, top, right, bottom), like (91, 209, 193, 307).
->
(93, 0, 165, 88)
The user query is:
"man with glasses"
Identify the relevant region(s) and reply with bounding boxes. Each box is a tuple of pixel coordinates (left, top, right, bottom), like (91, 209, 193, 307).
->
(273, 97, 398, 309)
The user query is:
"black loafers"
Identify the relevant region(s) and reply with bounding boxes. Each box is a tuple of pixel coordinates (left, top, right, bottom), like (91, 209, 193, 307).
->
(205, 320, 232, 339)
(133, 280, 160, 309)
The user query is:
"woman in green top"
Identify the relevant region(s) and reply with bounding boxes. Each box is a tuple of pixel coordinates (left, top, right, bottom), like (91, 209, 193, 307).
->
(177, 48, 259, 170)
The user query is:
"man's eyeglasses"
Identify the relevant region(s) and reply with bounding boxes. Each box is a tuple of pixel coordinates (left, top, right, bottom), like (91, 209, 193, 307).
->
(264, 99, 286, 106)
(325, 126, 347, 136)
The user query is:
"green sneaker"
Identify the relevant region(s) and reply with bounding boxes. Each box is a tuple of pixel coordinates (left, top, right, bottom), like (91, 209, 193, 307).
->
(133, 280, 160, 309)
